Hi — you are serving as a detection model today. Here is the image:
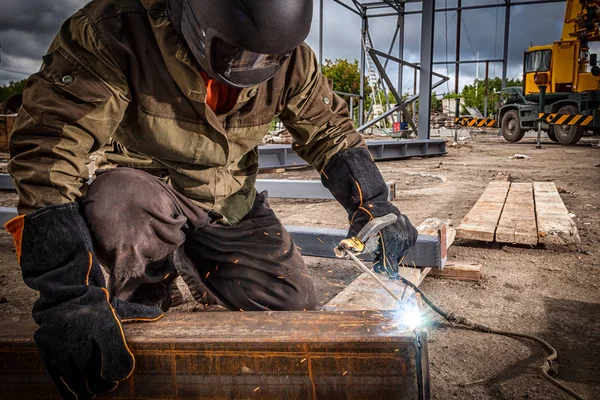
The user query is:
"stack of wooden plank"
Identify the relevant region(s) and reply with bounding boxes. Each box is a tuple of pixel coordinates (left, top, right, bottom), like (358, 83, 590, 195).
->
(457, 181, 579, 246)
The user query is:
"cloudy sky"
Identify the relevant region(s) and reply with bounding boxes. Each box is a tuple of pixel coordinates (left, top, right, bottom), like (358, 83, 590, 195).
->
(0, 0, 566, 95)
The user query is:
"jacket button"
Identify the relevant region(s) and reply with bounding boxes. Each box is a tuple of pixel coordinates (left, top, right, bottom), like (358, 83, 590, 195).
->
(248, 88, 257, 98)
(61, 75, 74, 85)
(323, 96, 330, 105)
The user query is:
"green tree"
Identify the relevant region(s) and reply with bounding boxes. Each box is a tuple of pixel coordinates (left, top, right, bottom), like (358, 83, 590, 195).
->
(457, 77, 522, 113)
(321, 58, 373, 124)
(0, 79, 27, 103)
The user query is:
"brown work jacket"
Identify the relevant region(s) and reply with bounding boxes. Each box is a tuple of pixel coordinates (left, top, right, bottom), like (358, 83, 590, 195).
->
(8, 0, 364, 225)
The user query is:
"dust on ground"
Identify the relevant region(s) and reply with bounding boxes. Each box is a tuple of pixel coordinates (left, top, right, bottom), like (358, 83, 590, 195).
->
(0, 134, 599, 399)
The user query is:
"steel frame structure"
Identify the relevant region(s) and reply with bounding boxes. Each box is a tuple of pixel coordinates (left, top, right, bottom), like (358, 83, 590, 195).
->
(320, 0, 567, 139)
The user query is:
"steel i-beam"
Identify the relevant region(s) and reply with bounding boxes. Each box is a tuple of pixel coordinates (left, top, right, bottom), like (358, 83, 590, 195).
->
(258, 139, 446, 170)
(0, 311, 430, 400)
(288, 225, 447, 269)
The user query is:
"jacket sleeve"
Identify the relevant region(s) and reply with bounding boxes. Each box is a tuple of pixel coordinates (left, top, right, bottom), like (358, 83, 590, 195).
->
(278, 44, 365, 172)
(8, 10, 129, 215)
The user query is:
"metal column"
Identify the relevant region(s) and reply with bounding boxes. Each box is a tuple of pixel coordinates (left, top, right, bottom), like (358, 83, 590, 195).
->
(502, 1, 511, 88)
(398, 10, 405, 122)
(417, 0, 435, 139)
(318, 0, 324, 71)
(455, 0, 462, 95)
(359, 9, 367, 127)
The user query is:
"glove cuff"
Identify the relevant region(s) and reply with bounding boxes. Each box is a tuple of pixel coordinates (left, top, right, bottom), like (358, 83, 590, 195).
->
(7, 203, 107, 299)
(320, 147, 389, 216)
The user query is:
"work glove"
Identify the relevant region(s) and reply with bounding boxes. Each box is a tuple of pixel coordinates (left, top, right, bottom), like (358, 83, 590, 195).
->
(5, 203, 163, 400)
(321, 147, 418, 277)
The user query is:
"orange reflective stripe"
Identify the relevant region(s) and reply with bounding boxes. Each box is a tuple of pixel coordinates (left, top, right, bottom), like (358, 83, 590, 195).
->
(354, 181, 363, 206)
(568, 115, 582, 125)
(4, 215, 25, 263)
(85, 253, 93, 286)
(581, 116, 594, 126)
(101, 287, 135, 381)
(358, 206, 374, 220)
(556, 114, 570, 125)
(59, 377, 79, 400)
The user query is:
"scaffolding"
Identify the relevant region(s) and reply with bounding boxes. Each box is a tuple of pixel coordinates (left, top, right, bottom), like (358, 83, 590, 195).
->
(319, 0, 567, 139)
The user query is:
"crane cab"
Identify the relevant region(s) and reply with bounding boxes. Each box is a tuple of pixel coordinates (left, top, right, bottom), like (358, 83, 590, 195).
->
(524, 42, 600, 96)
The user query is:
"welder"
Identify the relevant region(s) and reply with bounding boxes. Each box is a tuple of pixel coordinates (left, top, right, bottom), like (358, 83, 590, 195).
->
(5, 0, 417, 398)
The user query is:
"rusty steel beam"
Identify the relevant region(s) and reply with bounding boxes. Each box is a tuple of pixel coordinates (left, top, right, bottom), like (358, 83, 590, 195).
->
(0, 311, 429, 399)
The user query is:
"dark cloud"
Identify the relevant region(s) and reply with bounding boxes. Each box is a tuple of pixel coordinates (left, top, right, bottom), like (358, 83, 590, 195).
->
(0, 0, 87, 82)
(1, 0, 567, 95)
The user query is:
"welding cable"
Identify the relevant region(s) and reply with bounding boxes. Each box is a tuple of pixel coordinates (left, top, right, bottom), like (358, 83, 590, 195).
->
(395, 275, 586, 400)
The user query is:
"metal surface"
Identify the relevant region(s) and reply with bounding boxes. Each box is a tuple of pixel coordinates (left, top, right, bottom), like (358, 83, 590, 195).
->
(0, 173, 15, 190)
(0, 207, 16, 226)
(503, 2, 512, 88)
(360, 11, 367, 127)
(0, 311, 429, 400)
(417, 0, 435, 140)
(258, 140, 446, 169)
(288, 226, 446, 269)
(255, 179, 396, 201)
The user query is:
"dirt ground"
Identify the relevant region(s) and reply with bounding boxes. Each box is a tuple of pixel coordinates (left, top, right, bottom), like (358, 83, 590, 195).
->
(0, 133, 599, 399)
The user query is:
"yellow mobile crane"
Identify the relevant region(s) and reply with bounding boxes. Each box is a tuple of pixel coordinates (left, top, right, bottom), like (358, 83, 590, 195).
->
(498, 0, 600, 144)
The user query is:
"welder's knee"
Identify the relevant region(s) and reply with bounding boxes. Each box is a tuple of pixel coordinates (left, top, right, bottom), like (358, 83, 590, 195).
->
(81, 168, 186, 269)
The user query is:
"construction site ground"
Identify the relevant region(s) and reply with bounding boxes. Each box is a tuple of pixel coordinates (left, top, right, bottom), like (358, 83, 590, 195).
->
(0, 133, 599, 399)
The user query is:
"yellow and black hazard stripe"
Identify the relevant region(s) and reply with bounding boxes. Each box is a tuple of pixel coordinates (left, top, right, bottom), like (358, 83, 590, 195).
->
(538, 113, 594, 126)
(454, 117, 496, 128)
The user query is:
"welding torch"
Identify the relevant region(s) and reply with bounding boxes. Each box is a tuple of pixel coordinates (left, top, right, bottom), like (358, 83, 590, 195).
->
(334, 214, 586, 400)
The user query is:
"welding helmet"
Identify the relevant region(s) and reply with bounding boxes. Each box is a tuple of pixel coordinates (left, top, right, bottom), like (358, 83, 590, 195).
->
(167, 0, 313, 88)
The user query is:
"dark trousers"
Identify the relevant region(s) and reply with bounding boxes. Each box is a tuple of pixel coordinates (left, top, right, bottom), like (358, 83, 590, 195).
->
(81, 168, 317, 312)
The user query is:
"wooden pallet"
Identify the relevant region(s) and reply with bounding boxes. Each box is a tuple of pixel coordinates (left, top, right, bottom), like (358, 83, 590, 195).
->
(456, 181, 579, 245)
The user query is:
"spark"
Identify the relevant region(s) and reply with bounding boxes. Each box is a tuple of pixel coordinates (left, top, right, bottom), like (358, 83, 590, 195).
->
(264, 232, 269, 236)
(234, 259, 239, 264)
(301, 358, 307, 363)
(316, 237, 324, 243)
(215, 265, 219, 271)
(240, 309, 245, 312)
(343, 371, 348, 376)
(254, 387, 260, 392)
(301, 273, 311, 278)
(205, 272, 210, 279)
(277, 276, 285, 279)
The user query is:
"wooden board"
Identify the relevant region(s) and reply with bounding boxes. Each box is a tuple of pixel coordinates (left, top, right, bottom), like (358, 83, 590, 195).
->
(428, 262, 482, 282)
(456, 181, 511, 242)
(323, 219, 454, 311)
(534, 182, 580, 245)
(495, 183, 538, 245)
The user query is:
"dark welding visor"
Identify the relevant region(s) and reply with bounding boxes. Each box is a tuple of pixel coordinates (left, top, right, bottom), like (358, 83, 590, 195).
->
(213, 39, 292, 87)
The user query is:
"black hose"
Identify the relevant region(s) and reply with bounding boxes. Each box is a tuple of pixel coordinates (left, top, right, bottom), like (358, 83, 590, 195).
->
(396, 275, 586, 400)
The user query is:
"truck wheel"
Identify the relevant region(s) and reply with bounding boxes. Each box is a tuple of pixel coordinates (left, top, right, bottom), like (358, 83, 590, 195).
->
(553, 105, 584, 145)
(546, 126, 558, 142)
(501, 110, 526, 142)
